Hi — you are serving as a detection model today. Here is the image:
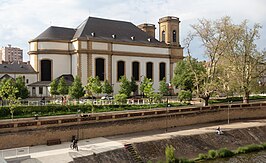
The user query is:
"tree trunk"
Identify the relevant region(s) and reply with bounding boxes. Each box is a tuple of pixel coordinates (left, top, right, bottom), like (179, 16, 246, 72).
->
(202, 95, 210, 106)
(243, 91, 249, 103)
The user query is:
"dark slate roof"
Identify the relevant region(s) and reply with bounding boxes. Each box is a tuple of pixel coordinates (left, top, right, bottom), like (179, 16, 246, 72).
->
(0, 62, 37, 74)
(31, 26, 76, 41)
(30, 17, 164, 45)
(0, 74, 14, 80)
(73, 17, 162, 44)
(54, 74, 74, 86)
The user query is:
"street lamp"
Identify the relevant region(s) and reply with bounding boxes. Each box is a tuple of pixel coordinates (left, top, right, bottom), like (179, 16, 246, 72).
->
(77, 109, 81, 139)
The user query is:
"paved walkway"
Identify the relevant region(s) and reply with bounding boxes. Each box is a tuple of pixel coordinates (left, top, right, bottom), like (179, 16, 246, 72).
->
(2, 119, 266, 163)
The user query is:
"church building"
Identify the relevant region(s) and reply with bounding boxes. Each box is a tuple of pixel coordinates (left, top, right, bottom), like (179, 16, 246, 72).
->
(28, 16, 183, 96)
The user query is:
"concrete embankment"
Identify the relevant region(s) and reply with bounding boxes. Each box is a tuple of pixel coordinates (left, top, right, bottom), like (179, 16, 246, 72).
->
(74, 121, 266, 163)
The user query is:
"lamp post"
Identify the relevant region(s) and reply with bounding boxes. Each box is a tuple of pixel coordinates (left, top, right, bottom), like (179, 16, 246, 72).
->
(77, 109, 81, 139)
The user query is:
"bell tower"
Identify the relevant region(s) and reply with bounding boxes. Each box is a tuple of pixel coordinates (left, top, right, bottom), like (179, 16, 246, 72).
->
(159, 16, 180, 46)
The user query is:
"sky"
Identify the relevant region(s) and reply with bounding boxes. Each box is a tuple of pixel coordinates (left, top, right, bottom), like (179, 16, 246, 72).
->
(0, 0, 265, 61)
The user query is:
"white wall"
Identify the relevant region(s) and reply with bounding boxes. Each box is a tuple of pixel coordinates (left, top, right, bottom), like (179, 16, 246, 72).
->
(80, 53, 88, 85)
(92, 42, 108, 50)
(38, 54, 71, 80)
(113, 44, 169, 55)
(112, 55, 170, 94)
(29, 42, 37, 51)
(81, 41, 87, 49)
(38, 42, 69, 50)
(72, 54, 77, 77)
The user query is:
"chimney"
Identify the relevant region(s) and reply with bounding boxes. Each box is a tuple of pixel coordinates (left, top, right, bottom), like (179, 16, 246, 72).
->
(138, 23, 156, 38)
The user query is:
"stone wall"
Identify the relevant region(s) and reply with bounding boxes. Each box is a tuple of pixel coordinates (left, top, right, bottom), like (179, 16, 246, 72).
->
(0, 103, 265, 149)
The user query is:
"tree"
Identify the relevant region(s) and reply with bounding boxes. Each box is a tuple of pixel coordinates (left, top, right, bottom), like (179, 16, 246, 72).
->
(178, 90, 192, 103)
(118, 76, 131, 97)
(140, 77, 150, 97)
(130, 77, 138, 96)
(143, 78, 155, 103)
(69, 76, 84, 100)
(184, 17, 234, 106)
(221, 20, 265, 103)
(0, 79, 20, 119)
(57, 77, 69, 95)
(159, 78, 170, 95)
(172, 59, 194, 92)
(85, 76, 102, 98)
(114, 93, 127, 104)
(50, 79, 59, 96)
(15, 76, 29, 99)
(102, 80, 113, 95)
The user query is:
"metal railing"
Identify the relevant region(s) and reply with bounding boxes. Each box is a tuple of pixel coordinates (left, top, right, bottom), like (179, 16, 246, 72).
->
(0, 147, 29, 159)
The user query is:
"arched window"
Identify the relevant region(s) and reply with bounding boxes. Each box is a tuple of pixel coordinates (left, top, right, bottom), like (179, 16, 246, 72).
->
(173, 30, 176, 42)
(159, 62, 166, 81)
(132, 62, 139, 81)
(41, 60, 51, 81)
(146, 62, 153, 80)
(162, 31, 165, 42)
(95, 58, 105, 81)
(117, 61, 125, 81)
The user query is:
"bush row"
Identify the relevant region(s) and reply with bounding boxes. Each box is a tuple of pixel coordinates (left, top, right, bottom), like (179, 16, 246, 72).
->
(0, 103, 187, 119)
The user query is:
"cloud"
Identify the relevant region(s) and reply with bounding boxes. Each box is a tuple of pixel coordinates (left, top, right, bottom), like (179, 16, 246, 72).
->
(0, 0, 265, 61)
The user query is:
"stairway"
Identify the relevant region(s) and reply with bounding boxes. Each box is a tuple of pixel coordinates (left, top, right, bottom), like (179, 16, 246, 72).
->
(124, 144, 144, 163)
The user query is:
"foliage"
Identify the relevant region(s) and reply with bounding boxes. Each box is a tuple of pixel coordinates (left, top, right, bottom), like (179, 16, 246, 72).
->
(0, 79, 20, 119)
(208, 150, 217, 159)
(102, 80, 113, 95)
(217, 148, 235, 158)
(159, 78, 169, 95)
(140, 76, 150, 96)
(172, 60, 194, 92)
(85, 76, 102, 97)
(50, 79, 59, 96)
(236, 144, 263, 154)
(152, 93, 163, 103)
(118, 76, 131, 97)
(15, 76, 29, 99)
(114, 93, 127, 104)
(141, 77, 155, 103)
(165, 145, 176, 163)
(178, 90, 192, 102)
(197, 153, 208, 160)
(69, 76, 84, 100)
(130, 77, 138, 95)
(57, 77, 69, 95)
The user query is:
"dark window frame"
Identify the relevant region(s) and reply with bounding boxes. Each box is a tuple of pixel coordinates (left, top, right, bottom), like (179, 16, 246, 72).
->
(146, 62, 153, 80)
(132, 61, 140, 81)
(173, 30, 177, 42)
(117, 61, 125, 81)
(95, 58, 105, 81)
(159, 62, 166, 81)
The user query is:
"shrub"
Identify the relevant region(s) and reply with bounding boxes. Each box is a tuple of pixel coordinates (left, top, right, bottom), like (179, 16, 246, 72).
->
(261, 142, 266, 149)
(236, 144, 263, 154)
(197, 153, 208, 160)
(178, 90, 192, 102)
(165, 145, 176, 163)
(114, 93, 127, 104)
(217, 148, 234, 158)
(208, 150, 217, 159)
(178, 158, 194, 163)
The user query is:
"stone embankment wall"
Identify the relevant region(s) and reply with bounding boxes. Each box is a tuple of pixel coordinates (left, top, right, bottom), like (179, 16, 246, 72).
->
(76, 125, 266, 163)
(0, 102, 265, 149)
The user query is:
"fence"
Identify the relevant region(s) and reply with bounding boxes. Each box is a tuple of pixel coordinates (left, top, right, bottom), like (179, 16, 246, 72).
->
(0, 147, 29, 159)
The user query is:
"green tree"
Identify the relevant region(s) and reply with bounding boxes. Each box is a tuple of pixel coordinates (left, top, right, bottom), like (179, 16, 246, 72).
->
(118, 76, 131, 97)
(69, 76, 84, 100)
(178, 90, 192, 103)
(0, 79, 20, 119)
(57, 77, 69, 95)
(85, 76, 102, 98)
(50, 79, 59, 96)
(143, 78, 155, 103)
(15, 76, 29, 99)
(159, 78, 169, 95)
(114, 93, 127, 104)
(221, 20, 265, 103)
(130, 77, 138, 96)
(172, 59, 194, 92)
(102, 80, 113, 95)
(140, 77, 150, 97)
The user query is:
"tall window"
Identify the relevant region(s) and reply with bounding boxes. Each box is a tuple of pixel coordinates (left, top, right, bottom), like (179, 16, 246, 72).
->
(173, 30, 177, 42)
(159, 62, 166, 81)
(132, 62, 139, 81)
(39, 87, 43, 95)
(117, 61, 125, 81)
(95, 58, 105, 81)
(146, 62, 153, 80)
(162, 31, 165, 42)
(41, 60, 51, 81)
